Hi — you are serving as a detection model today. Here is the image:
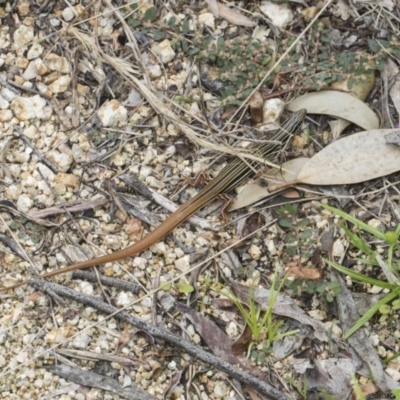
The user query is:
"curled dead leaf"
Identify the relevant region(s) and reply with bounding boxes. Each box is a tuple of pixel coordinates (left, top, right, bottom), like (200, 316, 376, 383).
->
(270, 128, 400, 191)
(148, 359, 163, 379)
(232, 325, 253, 355)
(287, 90, 379, 131)
(216, 2, 256, 27)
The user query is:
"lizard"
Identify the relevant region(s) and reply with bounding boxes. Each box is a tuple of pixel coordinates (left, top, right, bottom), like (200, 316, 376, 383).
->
(3, 109, 306, 291)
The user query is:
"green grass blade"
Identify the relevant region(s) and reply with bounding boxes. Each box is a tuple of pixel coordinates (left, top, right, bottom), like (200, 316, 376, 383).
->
(344, 290, 400, 338)
(353, 258, 379, 266)
(392, 389, 400, 400)
(321, 204, 386, 240)
(340, 224, 375, 258)
(325, 259, 398, 290)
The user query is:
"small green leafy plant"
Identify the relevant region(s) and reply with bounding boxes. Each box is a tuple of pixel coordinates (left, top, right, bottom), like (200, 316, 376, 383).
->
(160, 279, 194, 294)
(87, 128, 117, 147)
(276, 203, 314, 259)
(288, 279, 342, 303)
(322, 203, 400, 271)
(125, 6, 399, 105)
(350, 375, 366, 400)
(9, 216, 44, 245)
(321, 203, 400, 338)
(286, 374, 308, 399)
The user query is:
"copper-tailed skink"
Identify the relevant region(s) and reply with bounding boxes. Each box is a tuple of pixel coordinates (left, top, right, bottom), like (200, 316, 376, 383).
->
(4, 109, 306, 290)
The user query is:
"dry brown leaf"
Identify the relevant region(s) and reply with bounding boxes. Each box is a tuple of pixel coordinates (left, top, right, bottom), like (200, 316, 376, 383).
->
(231, 325, 252, 355)
(287, 266, 324, 280)
(287, 90, 379, 131)
(209, 1, 256, 27)
(174, 301, 240, 365)
(356, 382, 379, 399)
(230, 181, 270, 211)
(116, 332, 133, 350)
(173, 301, 267, 380)
(280, 189, 301, 199)
(302, 6, 320, 20)
(271, 129, 400, 190)
(230, 158, 309, 211)
(329, 70, 375, 137)
(269, 157, 310, 185)
(239, 212, 265, 239)
(296, 129, 400, 185)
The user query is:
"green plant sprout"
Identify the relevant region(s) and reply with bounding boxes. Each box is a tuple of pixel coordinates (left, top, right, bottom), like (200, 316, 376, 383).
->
(321, 203, 400, 272)
(392, 388, 400, 400)
(322, 203, 400, 338)
(286, 374, 308, 399)
(286, 374, 337, 400)
(350, 375, 366, 400)
(326, 259, 400, 338)
(222, 270, 299, 355)
(384, 351, 400, 364)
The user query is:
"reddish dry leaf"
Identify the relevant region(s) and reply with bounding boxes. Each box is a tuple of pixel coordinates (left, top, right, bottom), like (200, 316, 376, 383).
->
(287, 266, 324, 279)
(28, 292, 42, 302)
(125, 218, 144, 242)
(280, 188, 301, 198)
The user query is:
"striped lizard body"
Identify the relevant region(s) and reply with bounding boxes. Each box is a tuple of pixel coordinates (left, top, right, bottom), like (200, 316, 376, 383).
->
(4, 109, 306, 290)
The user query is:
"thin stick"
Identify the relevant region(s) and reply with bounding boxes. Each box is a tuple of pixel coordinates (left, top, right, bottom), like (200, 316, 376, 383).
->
(29, 279, 291, 400)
